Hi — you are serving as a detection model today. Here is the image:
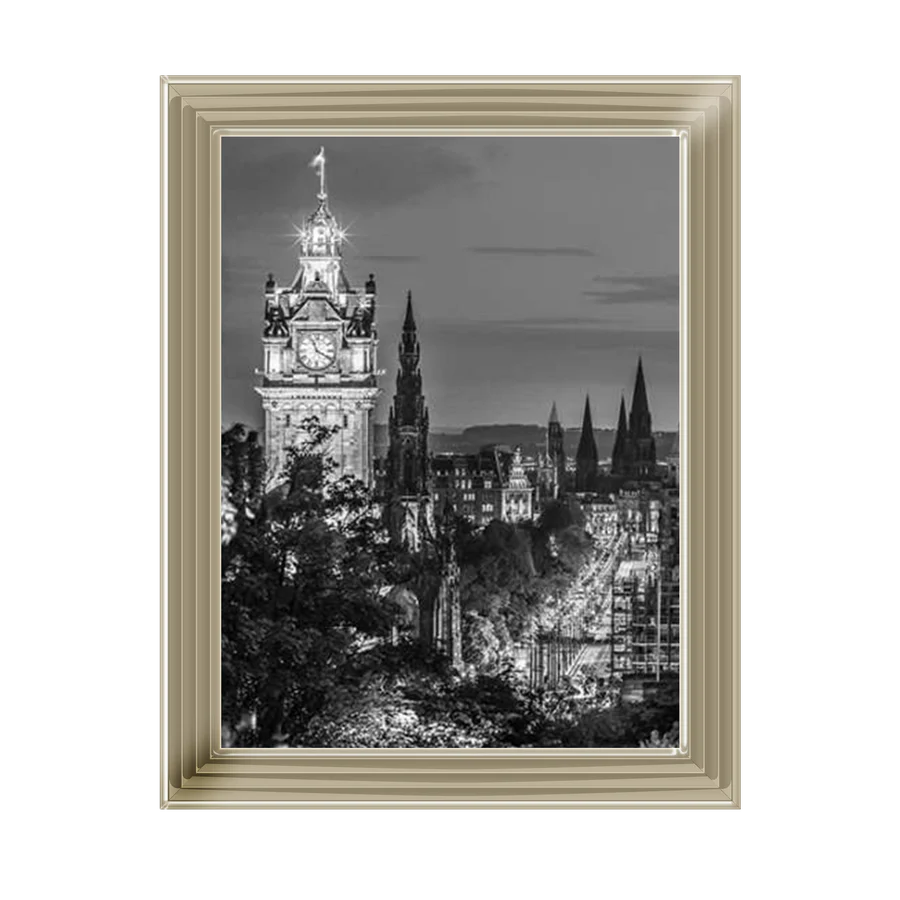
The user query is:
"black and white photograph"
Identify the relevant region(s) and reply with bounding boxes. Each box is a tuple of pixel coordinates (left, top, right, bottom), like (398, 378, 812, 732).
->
(221, 136, 681, 748)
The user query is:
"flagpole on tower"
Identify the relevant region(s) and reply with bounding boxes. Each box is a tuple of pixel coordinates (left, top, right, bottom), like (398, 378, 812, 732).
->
(310, 146, 327, 200)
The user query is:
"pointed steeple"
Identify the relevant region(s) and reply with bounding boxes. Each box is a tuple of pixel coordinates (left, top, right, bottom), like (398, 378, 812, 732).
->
(388, 290, 430, 510)
(612, 394, 630, 475)
(403, 290, 416, 331)
(398, 290, 420, 368)
(629, 356, 652, 438)
(546, 400, 566, 498)
(626, 357, 657, 478)
(575, 395, 598, 492)
(577, 396, 596, 455)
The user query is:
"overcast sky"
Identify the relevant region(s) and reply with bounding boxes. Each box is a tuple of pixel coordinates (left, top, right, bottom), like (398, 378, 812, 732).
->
(222, 136, 679, 431)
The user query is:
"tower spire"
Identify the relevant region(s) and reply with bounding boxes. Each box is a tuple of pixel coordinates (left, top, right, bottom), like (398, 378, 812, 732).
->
(629, 356, 651, 435)
(575, 395, 598, 492)
(388, 290, 431, 535)
(612, 394, 630, 475)
(546, 400, 566, 499)
(579, 396, 595, 447)
(403, 290, 416, 331)
(626, 356, 657, 479)
(399, 290, 420, 365)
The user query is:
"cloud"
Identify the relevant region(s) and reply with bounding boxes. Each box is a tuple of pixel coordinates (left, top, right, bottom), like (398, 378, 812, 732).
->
(486, 316, 615, 330)
(468, 246, 596, 258)
(585, 273, 679, 305)
(429, 316, 678, 335)
(479, 141, 510, 164)
(222, 137, 479, 217)
(357, 254, 423, 263)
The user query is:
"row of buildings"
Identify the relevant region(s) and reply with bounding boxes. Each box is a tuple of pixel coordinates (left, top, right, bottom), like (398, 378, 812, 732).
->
(380, 330, 678, 533)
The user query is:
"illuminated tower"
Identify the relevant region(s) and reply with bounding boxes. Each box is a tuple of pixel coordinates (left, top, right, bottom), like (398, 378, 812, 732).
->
(256, 147, 379, 486)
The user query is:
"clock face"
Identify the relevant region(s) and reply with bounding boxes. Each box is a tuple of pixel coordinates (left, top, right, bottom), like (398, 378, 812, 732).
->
(297, 332, 336, 370)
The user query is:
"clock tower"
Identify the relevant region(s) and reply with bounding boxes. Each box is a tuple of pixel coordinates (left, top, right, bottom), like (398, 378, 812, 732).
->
(256, 148, 380, 486)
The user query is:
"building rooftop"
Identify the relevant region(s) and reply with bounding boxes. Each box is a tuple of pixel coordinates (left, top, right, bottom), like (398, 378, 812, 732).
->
(616, 560, 651, 581)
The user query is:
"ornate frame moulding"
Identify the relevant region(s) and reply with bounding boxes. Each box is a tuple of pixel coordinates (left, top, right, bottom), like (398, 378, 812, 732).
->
(161, 76, 739, 809)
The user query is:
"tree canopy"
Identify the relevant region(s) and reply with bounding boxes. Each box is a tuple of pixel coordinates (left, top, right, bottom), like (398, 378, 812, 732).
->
(221, 419, 678, 748)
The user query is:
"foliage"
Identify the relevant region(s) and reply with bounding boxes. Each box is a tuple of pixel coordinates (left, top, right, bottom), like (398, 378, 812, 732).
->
(454, 501, 594, 670)
(639, 722, 680, 748)
(221, 419, 679, 749)
(461, 610, 507, 671)
(222, 417, 399, 746)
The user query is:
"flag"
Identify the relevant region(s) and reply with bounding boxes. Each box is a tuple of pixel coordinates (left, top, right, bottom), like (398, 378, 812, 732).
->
(309, 147, 325, 171)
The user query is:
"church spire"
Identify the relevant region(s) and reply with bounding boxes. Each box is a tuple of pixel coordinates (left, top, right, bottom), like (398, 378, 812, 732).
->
(612, 394, 630, 476)
(626, 357, 657, 479)
(629, 356, 652, 438)
(577, 396, 596, 457)
(547, 401, 566, 499)
(575, 395, 598, 492)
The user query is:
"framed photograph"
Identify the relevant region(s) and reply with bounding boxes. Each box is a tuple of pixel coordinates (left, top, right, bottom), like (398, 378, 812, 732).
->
(161, 76, 739, 808)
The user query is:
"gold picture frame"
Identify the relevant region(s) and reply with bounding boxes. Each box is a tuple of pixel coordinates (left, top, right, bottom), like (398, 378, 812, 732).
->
(161, 76, 740, 808)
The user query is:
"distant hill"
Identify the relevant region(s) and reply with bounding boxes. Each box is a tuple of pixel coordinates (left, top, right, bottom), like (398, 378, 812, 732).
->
(374, 423, 677, 460)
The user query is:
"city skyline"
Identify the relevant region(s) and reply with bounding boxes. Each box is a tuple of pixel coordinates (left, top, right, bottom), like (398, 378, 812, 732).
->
(222, 136, 679, 431)
(222, 135, 682, 750)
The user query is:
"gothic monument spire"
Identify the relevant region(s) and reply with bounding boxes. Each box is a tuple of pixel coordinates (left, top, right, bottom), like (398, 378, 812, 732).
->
(387, 291, 432, 549)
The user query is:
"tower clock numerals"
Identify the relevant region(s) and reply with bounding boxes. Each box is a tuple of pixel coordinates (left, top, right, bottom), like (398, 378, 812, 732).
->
(298, 332, 336, 370)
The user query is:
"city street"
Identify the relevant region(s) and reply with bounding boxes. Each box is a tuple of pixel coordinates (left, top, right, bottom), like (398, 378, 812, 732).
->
(566, 641, 610, 679)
